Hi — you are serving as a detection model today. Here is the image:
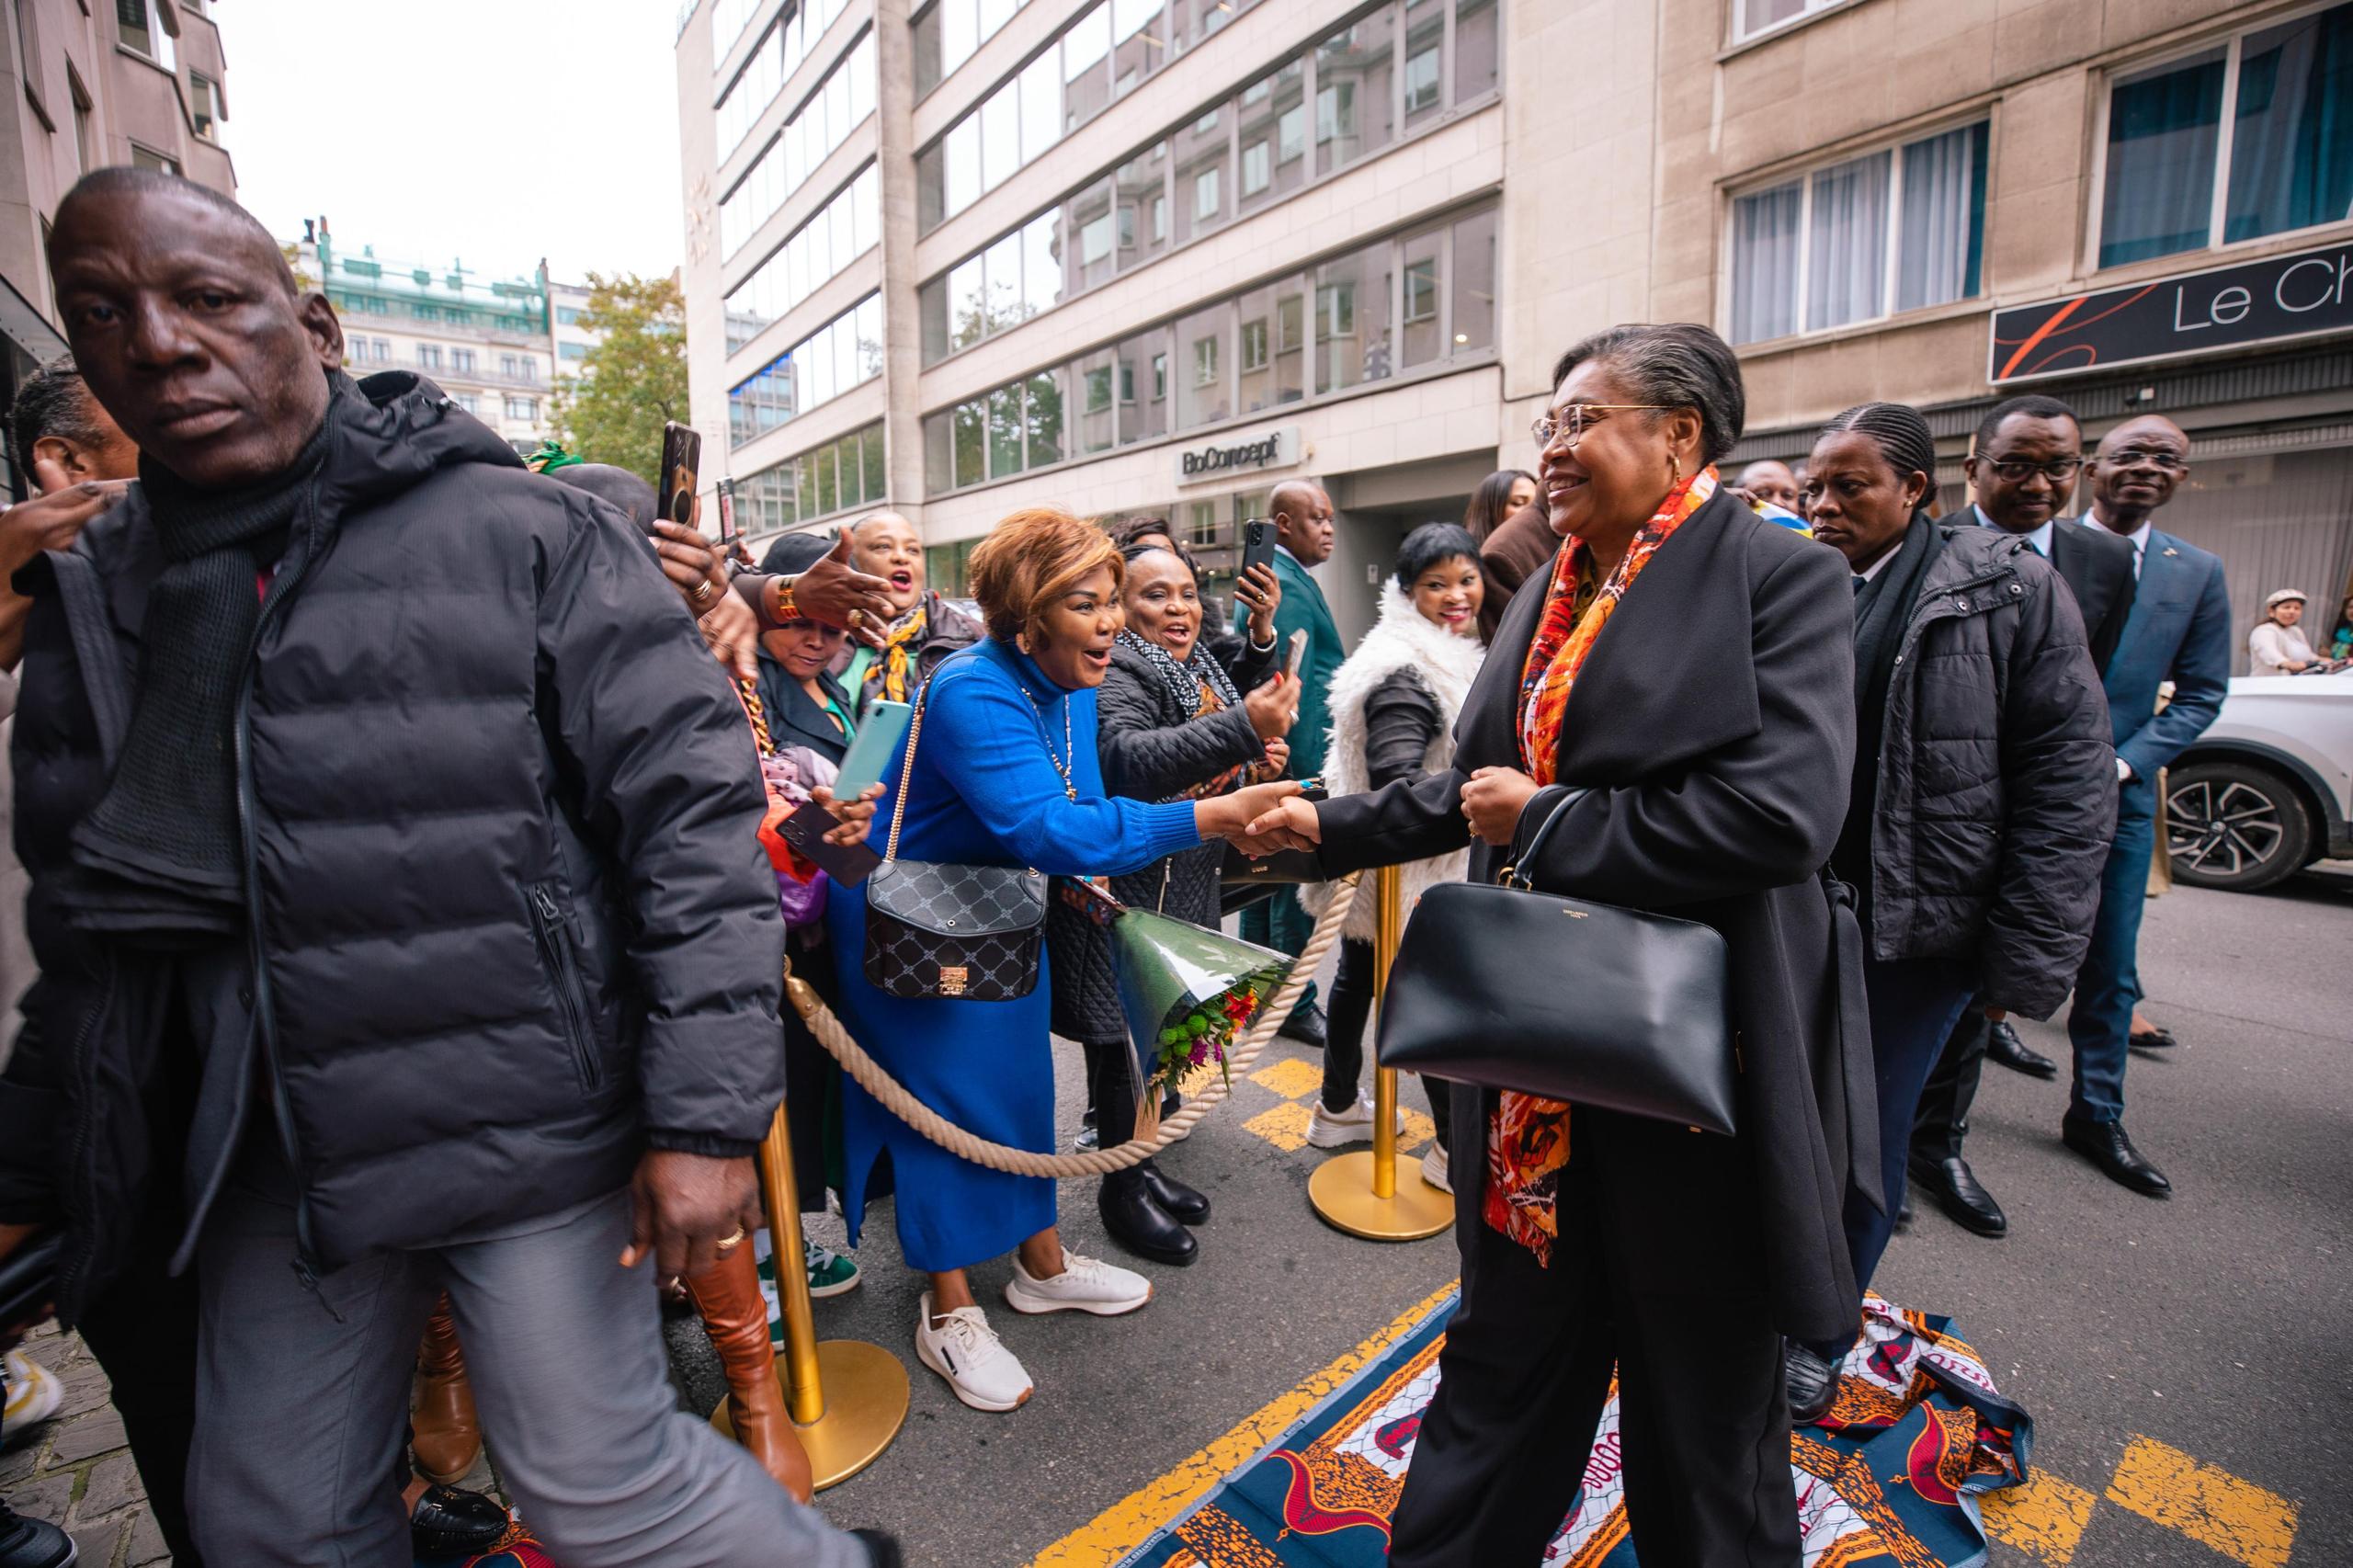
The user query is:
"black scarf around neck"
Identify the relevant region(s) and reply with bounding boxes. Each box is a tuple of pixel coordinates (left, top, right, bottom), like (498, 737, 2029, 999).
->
(1118, 627, 1241, 720)
(69, 417, 333, 945)
(1833, 510, 1943, 897)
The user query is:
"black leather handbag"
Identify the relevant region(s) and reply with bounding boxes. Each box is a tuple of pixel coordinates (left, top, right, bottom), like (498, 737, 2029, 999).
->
(862, 685, 1049, 1002)
(1377, 790, 1738, 1134)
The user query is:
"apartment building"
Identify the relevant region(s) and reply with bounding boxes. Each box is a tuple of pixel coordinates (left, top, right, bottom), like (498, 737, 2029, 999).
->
(2, 0, 234, 496)
(296, 226, 556, 455)
(551, 277, 601, 383)
(676, 0, 2353, 651)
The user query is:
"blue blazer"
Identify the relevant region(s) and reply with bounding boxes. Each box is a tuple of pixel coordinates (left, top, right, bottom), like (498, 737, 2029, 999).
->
(2103, 528, 2231, 815)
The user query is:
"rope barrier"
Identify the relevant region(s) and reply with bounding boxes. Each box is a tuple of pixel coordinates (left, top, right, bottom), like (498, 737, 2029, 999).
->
(787, 872, 1361, 1179)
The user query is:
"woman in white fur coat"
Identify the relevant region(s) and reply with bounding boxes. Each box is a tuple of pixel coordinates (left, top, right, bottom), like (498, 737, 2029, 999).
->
(1297, 523, 1488, 1187)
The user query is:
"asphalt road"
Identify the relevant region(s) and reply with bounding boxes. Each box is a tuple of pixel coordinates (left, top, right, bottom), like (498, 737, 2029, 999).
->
(668, 867, 2353, 1567)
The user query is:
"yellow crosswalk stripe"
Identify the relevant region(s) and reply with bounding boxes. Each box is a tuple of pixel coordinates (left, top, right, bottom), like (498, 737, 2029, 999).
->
(2104, 1435, 2300, 1568)
(1242, 1100, 1313, 1151)
(1247, 1059, 1324, 1100)
(1982, 1471, 2097, 1564)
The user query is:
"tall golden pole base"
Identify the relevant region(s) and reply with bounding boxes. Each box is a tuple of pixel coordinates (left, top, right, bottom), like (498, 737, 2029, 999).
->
(711, 1340, 910, 1491)
(1308, 1150, 1454, 1240)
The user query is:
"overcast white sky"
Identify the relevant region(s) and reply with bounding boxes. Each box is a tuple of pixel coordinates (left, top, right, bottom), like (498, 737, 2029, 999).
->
(222, 0, 688, 287)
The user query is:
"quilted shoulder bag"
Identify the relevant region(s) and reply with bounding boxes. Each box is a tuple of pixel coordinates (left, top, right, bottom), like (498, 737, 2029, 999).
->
(861, 681, 1050, 1001)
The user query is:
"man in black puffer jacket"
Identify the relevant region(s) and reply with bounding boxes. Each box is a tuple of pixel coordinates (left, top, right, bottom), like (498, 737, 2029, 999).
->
(0, 170, 882, 1567)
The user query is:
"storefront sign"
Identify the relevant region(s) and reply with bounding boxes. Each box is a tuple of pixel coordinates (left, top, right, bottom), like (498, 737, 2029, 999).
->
(1990, 241, 2353, 383)
(1174, 426, 1302, 486)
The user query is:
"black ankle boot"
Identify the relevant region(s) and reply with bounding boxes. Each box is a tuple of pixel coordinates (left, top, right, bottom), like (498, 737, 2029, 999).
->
(1137, 1158, 1210, 1224)
(1098, 1169, 1198, 1266)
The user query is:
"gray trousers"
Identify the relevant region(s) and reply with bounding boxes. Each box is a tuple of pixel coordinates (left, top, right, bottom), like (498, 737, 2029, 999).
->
(187, 1186, 870, 1568)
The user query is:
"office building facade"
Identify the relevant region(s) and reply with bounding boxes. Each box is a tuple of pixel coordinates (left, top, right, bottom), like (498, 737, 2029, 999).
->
(676, 0, 2352, 653)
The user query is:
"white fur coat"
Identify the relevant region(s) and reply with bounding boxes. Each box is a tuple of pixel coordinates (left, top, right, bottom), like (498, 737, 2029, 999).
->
(1297, 581, 1486, 941)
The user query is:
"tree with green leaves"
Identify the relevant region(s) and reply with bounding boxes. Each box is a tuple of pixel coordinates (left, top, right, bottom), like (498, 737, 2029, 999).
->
(550, 272, 688, 487)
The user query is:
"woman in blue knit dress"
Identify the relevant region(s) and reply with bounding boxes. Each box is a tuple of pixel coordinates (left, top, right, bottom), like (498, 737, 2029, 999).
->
(827, 507, 1297, 1412)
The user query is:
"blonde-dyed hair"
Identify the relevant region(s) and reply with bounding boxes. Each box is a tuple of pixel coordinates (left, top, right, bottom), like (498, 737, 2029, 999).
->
(966, 506, 1123, 648)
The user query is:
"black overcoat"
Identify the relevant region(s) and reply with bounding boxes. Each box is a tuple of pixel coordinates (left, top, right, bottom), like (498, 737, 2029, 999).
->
(1313, 488, 1866, 1340)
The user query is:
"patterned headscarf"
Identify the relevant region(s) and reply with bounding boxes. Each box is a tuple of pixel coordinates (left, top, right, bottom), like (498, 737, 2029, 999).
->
(1485, 463, 1715, 1267)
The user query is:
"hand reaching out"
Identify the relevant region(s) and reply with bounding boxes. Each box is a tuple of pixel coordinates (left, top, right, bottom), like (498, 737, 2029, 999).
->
(1233, 791, 1321, 857)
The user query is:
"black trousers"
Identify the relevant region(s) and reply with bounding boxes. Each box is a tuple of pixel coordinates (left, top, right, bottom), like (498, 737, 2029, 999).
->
(72, 1198, 207, 1566)
(1388, 1087, 1798, 1568)
(1320, 937, 1454, 1150)
(1909, 1002, 1990, 1164)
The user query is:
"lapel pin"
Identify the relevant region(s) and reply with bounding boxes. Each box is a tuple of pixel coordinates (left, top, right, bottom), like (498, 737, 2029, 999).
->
(2162, 547, 2179, 557)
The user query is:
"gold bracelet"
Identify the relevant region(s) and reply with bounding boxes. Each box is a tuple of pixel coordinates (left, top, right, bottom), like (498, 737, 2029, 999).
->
(772, 574, 799, 624)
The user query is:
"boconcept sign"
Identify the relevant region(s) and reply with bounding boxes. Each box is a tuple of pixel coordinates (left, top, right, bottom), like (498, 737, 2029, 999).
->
(1174, 426, 1302, 486)
(1989, 240, 2353, 383)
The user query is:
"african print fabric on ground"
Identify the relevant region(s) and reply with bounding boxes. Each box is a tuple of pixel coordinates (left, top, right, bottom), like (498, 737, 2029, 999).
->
(1123, 1292, 2032, 1567)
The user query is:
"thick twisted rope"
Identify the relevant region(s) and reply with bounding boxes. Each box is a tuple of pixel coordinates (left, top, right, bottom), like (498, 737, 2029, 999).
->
(788, 873, 1360, 1177)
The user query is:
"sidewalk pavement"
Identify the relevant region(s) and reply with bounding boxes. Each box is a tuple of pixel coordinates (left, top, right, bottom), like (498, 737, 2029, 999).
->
(3, 1320, 168, 1568)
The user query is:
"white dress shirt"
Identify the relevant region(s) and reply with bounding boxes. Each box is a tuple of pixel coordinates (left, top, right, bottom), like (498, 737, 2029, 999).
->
(2086, 509, 2153, 579)
(1974, 505, 2053, 558)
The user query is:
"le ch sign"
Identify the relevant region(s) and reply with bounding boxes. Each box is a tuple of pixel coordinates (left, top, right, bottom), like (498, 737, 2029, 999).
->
(1989, 241, 2353, 384)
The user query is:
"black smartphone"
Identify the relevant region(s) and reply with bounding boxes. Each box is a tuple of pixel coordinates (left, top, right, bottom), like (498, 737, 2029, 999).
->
(658, 421, 701, 529)
(715, 476, 738, 544)
(1240, 518, 1277, 582)
(777, 801, 882, 886)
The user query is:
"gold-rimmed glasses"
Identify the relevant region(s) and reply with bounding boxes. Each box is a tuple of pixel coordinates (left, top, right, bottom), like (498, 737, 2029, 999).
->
(1531, 404, 1677, 449)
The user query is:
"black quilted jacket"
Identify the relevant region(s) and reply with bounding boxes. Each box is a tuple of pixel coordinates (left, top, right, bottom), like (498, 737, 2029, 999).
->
(1047, 639, 1276, 1043)
(0, 372, 783, 1315)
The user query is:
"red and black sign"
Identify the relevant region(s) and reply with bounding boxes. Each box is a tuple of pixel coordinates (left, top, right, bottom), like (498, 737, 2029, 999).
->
(1989, 241, 2353, 384)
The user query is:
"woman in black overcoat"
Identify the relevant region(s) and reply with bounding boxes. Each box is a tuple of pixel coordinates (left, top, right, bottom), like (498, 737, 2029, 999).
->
(1245, 324, 1866, 1567)
(1047, 540, 1292, 1265)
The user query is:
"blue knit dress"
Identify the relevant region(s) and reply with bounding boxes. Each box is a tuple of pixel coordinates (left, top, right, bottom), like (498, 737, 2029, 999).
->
(827, 639, 1201, 1272)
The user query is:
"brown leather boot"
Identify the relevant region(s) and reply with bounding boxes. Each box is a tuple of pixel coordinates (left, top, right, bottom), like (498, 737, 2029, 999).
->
(688, 1244, 813, 1502)
(411, 1294, 482, 1484)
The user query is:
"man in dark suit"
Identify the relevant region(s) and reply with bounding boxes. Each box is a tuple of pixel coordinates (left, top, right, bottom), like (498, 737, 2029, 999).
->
(1908, 394, 2137, 1235)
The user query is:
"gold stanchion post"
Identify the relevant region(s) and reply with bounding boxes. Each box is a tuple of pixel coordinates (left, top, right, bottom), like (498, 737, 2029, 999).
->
(1307, 864, 1454, 1240)
(710, 984, 909, 1489)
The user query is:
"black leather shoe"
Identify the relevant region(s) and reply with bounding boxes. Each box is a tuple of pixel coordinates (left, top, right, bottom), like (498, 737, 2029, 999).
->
(1908, 1154, 2008, 1237)
(1099, 1170, 1198, 1266)
(2131, 1025, 2179, 1052)
(410, 1483, 512, 1559)
(1985, 1019, 2058, 1079)
(2062, 1115, 2172, 1198)
(1894, 1196, 1914, 1230)
(1279, 1002, 1327, 1050)
(1138, 1158, 1210, 1225)
(852, 1528, 905, 1568)
(1783, 1340, 1840, 1426)
(0, 1503, 75, 1568)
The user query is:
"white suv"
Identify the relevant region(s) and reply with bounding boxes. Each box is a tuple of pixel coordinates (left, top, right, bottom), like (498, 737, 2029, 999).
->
(2165, 669, 2353, 892)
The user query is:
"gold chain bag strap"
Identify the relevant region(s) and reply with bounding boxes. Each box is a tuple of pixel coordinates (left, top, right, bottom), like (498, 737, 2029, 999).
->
(860, 680, 1050, 1001)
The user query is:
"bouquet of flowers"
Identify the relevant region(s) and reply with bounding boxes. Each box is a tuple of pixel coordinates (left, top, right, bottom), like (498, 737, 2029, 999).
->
(1057, 880, 1290, 1142)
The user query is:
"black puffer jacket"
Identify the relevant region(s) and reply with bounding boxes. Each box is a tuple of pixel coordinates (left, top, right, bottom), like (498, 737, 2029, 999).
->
(1047, 638, 1275, 1043)
(0, 372, 783, 1314)
(1864, 525, 2116, 1017)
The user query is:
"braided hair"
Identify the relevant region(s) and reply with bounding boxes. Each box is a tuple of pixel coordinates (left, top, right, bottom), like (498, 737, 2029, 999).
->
(1818, 402, 1938, 506)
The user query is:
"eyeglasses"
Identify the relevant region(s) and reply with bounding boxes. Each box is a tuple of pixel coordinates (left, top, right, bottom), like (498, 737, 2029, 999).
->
(2102, 448, 2188, 472)
(1531, 404, 1677, 449)
(1984, 456, 2083, 484)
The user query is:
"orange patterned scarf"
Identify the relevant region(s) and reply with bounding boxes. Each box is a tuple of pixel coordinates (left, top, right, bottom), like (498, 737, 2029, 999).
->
(1483, 465, 1715, 1266)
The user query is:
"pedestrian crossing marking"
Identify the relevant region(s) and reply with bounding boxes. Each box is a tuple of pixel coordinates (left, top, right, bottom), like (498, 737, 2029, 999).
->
(1248, 1059, 1325, 1100)
(1982, 1471, 2097, 1563)
(2104, 1435, 2299, 1567)
(1243, 1100, 1314, 1151)
(1398, 1108, 1437, 1150)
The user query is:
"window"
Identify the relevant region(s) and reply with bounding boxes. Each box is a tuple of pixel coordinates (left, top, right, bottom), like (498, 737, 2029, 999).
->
(741, 424, 887, 535)
(373, 338, 390, 361)
(560, 342, 589, 361)
(727, 165, 881, 355)
(715, 0, 855, 159)
(913, 0, 1032, 97)
(520, 359, 539, 383)
(719, 30, 878, 259)
(69, 68, 95, 175)
(451, 348, 476, 373)
(1241, 141, 1271, 197)
(728, 293, 882, 448)
(456, 394, 482, 415)
(116, 0, 173, 70)
(1729, 120, 1988, 344)
(556, 306, 582, 325)
(417, 344, 444, 369)
(129, 144, 178, 176)
(1404, 0, 1443, 121)
(2098, 5, 2353, 269)
(500, 355, 518, 378)
(189, 74, 222, 139)
(1194, 166, 1222, 222)
(1317, 11, 1395, 172)
(1241, 317, 1269, 371)
(1734, 0, 1838, 44)
(1193, 333, 1220, 386)
(505, 397, 539, 421)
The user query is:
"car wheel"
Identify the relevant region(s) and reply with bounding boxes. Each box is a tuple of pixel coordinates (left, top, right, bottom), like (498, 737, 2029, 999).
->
(2165, 760, 2313, 892)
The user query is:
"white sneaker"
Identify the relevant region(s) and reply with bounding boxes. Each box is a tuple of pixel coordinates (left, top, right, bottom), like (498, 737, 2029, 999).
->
(914, 1293, 1032, 1412)
(3, 1350, 62, 1441)
(1003, 1251, 1153, 1317)
(1307, 1096, 1404, 1149)
(1420, 1144, 1453, 1194)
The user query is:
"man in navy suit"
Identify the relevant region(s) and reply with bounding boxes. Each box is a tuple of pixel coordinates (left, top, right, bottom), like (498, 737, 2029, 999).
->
(2058, 415, 2230, 1197)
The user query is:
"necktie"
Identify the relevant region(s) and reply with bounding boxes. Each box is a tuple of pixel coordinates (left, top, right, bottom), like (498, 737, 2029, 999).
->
(1853, 574, 1868, 595)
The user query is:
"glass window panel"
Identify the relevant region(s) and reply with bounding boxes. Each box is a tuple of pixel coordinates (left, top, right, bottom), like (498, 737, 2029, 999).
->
(1317, 12, 1397, 174)
(925, 411, 953, 492)
(988, 384, 1026, 477)
(854, 165, 881, 254)
(2225, 4, 2353, 244)
(953, 401, 985, 487)
(1019, 50, 1063, 165)
(1021, 209, 1064, 319)
(1741, 0, 1807, 35)
(1174, 109, 1228, 244)
(1400, 225, 1444, 368)
(1449, 207, 1497, 353)
(864, 424, 888, 502)
(942, 0, 979, 76)
(945, 117, 983, 217)
(1074, 346, 1119, 454)
(920, 277, 951, 365)
(1176, 303, 1231, 430)
(1115, 142, 1172, 272)
(915, 3, 947, 97)
(1455, 0, 1499, 102)
(1233, 277, 1307, 413)
(1897, 122, 1987, 312)
(1063, 2, 1114, 126)
(981, 81, 1021, 192)
(1237, 58, 1305, 216)
(1730, 181, 1802, 345)
(983, 232, 1024, 332)
(1316, 241, 1394, 393)
(835, 435, 863, 509)
(1026, 369, 1068, 469)
(978, 0, 1017, 37)
(1404, 0, 1445, 127)
(916, 142, 946, 231)
(847, 32, 877, 126)
(1118, 326, 1170, 444)
(949, 254, 987, 349)
(1112, 0, 1167, 98)
(2100, 50, 2225, 267)
(813, 443, 838, 517)
(1806, 151, 1890, 330)
(856, 295, 884, 381)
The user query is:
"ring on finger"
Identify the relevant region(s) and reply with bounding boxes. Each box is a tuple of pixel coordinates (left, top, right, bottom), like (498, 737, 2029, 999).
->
(715, 1227, 746, 1251)
(691, 579, 715, 606)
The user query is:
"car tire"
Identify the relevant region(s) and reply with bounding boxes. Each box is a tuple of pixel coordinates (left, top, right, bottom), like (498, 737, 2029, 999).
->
(2165, 759, 2314, 892)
